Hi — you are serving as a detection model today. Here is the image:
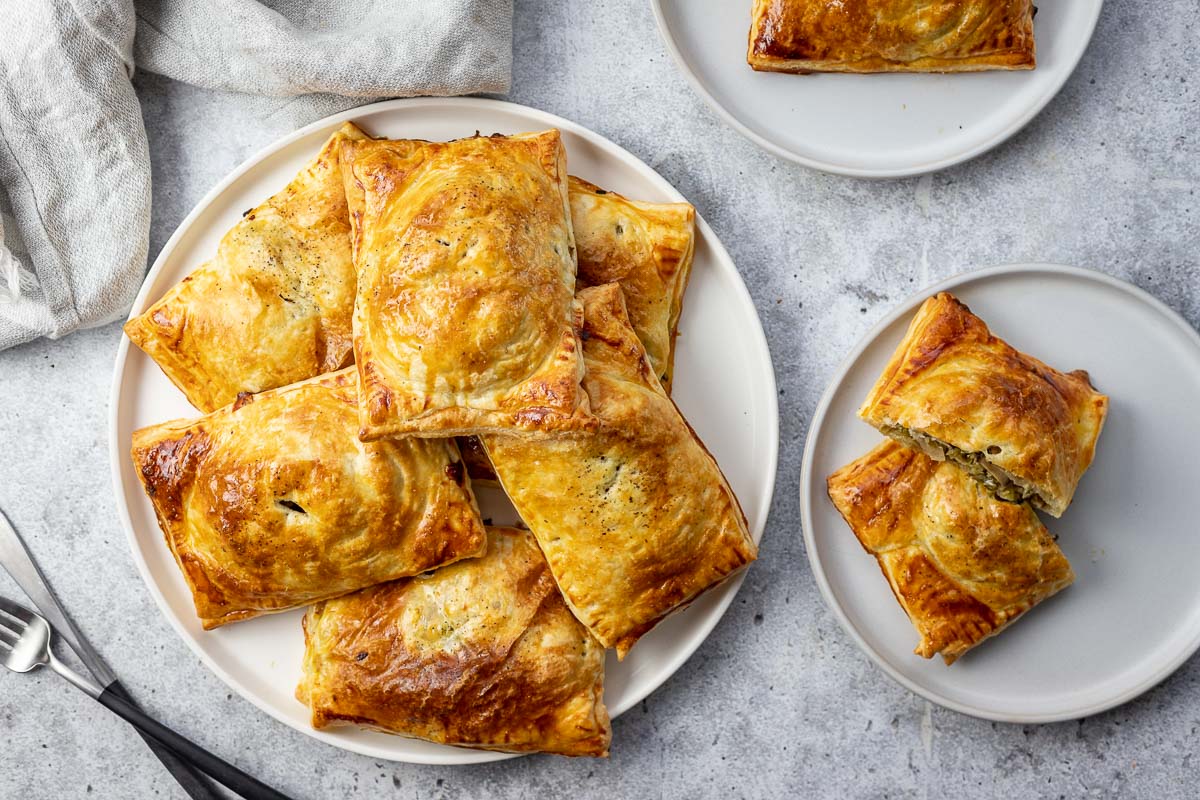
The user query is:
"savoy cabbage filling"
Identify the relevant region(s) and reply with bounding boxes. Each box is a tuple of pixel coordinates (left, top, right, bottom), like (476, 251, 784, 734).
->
(882, 424, 1038, 505)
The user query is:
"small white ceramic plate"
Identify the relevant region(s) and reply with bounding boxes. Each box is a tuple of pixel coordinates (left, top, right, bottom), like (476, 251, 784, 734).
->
(801, 264, 1200, 722)
(652, 1, 1103, 177)
(109, 98, 778, 764)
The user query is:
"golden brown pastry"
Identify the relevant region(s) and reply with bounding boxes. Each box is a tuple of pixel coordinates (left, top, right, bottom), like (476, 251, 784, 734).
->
(342, 131, 595, 441)
(859, 293, 1108, 518)
(748, 0, 1037, 74)
(460, 178, 696, 485)
(297, 526, 611, 757)
(569, 176, 695, 392)
(481, 283, 757, 659)
(827, 440, 1074, 664)
(130, 368, 486, 629)
(124, 122, 367, 413)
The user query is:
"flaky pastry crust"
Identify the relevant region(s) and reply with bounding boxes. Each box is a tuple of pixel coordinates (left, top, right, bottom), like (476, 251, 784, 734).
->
(297, 526, 611, 757)
(858, 292, 1108, 517)
(748, 0, 1036, 74)
(827, 440, 1074, 664)
(130, 368, 486, 629)
(125, 123, 367, 412)
(342, 131, 595, 441)
(569, 176, 695, 392)
(482, 283, 756, 659)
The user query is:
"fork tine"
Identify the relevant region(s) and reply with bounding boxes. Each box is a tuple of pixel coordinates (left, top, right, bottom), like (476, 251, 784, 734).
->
(0, 595, 36, 626)
(0, 624, 16, 648)
(0, 606, 27, 634)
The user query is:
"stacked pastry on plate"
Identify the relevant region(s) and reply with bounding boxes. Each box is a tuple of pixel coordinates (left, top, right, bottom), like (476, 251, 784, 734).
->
(747, 0, 1038, 74)
(827, 294, 1108, 664)
(126, 124, 756, 756)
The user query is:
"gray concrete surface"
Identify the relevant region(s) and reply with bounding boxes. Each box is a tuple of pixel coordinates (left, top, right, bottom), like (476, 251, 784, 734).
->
(1, 0, 1197, 797)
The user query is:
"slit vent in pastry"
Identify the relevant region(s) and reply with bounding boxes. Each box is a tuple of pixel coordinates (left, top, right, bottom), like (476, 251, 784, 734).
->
(130, 368, 486, 629)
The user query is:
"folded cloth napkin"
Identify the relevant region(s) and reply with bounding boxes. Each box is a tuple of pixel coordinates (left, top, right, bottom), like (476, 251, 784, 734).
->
(0, 0, 513, 351)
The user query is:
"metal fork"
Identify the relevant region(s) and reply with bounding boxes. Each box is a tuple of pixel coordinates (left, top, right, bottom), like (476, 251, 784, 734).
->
(0, 594, 289, 800)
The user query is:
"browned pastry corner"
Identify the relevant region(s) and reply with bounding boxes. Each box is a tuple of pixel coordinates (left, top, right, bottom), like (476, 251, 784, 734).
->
(827, 440, 1074, 664)
(462, 176, 697, 485)
(297, 526, 611, 757)
(858, 292, 1108, 517)
(482, 283, 756, 659)
(125, 122, 367, 413)
(569, 175, 695, 393)
(748, 0, 1036, 74)
(130, 368, 486, 628)
(341, 130, 596, 441)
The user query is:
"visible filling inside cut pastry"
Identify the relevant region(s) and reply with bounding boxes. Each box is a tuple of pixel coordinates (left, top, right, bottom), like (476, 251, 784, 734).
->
(881, 424, 1039, 505)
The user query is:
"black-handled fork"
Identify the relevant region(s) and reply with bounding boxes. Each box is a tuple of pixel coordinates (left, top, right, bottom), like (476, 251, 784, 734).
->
(0, 508, 219, 799)
(0, 594, 290, 800)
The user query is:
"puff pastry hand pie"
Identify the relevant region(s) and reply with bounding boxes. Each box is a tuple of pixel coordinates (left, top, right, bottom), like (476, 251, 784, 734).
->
(297, 526, 611, 757)
(481, 283, 756, 658)
(131, 368, 486, 629)
(828, 440, 1074, 664)
(859, 293, 1108, 518)
(460, 177, 697, 485)
(569, 176, 695, 392)
(125, 123, 367, 413)
(748, 0, 1037, 74)
(342, 131, 595, 440)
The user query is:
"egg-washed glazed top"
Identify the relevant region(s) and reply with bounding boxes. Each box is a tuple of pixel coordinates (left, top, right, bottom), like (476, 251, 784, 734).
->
(459, 175, 697, 487)
(297, 526, 611, 757)
(124, 123, 367, 413)
(569, 176, 695, 393)
(827, 440, 1074, 664)
(342, 130, 596, 441)
(481, 283, 756, 659)
(858, 292, 1108, 518)
(130, 368, 486, 629)
(748, 0, 1036, 73)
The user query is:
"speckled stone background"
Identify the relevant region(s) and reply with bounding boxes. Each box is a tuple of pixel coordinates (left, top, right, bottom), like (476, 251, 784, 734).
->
(1, 1, 1197, 798)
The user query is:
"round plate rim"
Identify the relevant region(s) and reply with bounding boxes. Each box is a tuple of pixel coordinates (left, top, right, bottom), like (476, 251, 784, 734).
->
(799, 262, 1200, 723)
(108, 96, 778, 764)
(649, 1, 1104, 178)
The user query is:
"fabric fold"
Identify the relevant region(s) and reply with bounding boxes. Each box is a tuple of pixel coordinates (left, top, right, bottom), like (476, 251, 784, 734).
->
(0, 0, 514, 350)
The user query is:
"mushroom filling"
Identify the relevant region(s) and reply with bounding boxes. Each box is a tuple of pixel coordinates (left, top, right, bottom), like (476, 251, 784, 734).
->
(881, 425, 1037, 505)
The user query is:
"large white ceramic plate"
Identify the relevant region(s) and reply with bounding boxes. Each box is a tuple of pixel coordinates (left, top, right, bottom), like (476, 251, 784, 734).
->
(652, 1, 1103, 177)
(801, 264, 1200, 722)
(109, 98, 778, 764)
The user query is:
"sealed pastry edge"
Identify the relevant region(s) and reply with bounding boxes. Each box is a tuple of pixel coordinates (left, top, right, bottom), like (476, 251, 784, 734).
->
(341, 130, 598, 442)
(129, 368, 488, 629)
(857, 292, 1109, 518)
(123, 121, 368, 413)
(826, 440, 1075, 664)
(481, 283, 757, 660)
(296, 526, 612, 757)
(746, 0, 1038, 74)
